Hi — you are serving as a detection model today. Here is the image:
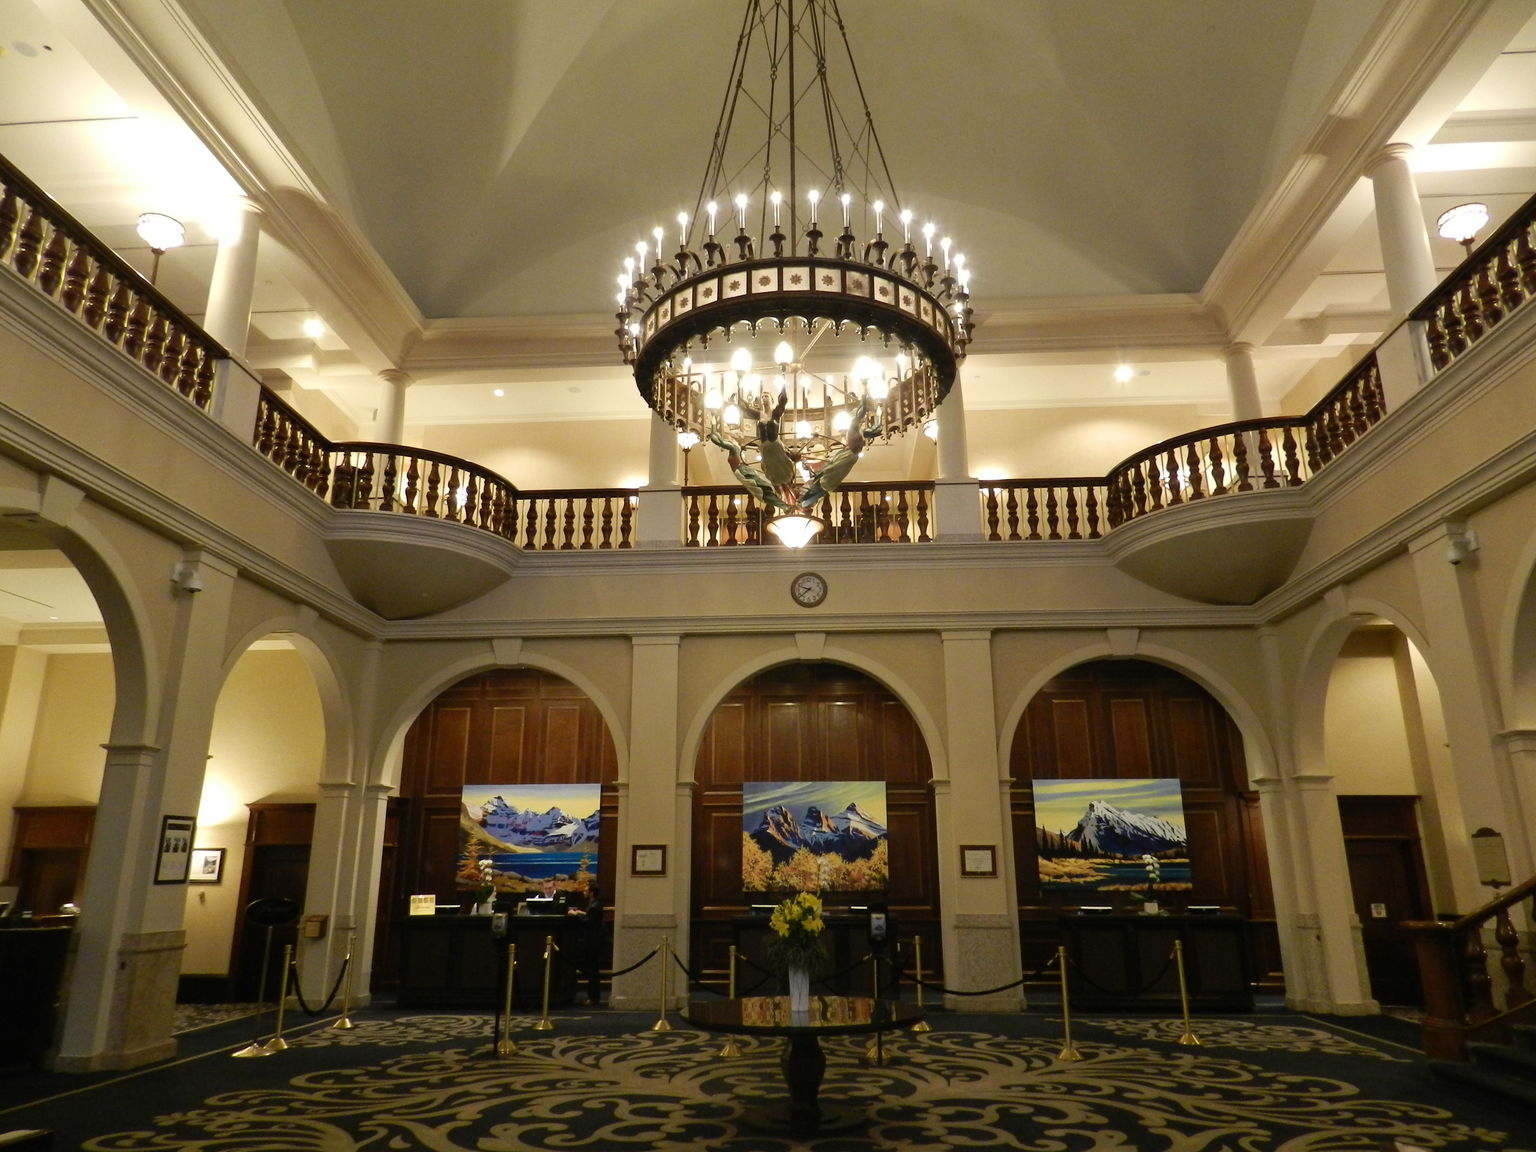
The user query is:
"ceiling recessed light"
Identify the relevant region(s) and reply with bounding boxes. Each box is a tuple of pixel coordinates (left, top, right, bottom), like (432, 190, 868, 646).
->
(1113, 363, 1135, 384)
(492, 388, 505, 398)
(301, 317, 325, 339)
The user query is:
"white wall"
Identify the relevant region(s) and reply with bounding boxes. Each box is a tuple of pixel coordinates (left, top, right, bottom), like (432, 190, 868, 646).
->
(1324, 629, 1418, 794)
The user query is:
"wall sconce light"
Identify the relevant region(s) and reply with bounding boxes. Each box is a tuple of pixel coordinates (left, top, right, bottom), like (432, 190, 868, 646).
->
(136, 212, 186, 286)
(1436, 202, 1489, 254)
(677, 429, 701, 486)
(1470, 827, 1510, 888)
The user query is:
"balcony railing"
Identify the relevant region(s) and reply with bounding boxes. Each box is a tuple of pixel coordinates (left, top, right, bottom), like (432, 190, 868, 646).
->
(983, 353, 1385, 540)
(685, 481, 934, 547)
(0, 151, 226, 410)
(1414, 189, 1536, 370)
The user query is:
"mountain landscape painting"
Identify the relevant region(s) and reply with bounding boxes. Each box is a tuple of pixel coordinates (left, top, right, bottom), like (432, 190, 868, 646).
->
(742, 780, 889, 892)
(1032, 778, 1192, 895)
(458, 783, 600, 898)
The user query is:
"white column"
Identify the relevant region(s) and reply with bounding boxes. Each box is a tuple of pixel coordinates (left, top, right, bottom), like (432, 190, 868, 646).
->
(202, 197, 262, 359)
(1224, 343, 1264, 422)
(611, 635, 684, 1009)
(636, 414, 684, 547)
(374, 370, 410, 443)
(933, 374, 984, 541)
(1367, 144, 1438, 319)
(936, 630, 1023, 1011)
(647, 413, 677, 486)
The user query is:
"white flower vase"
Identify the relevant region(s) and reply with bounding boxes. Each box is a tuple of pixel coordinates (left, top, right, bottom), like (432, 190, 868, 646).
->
(474, 900, 493, 916)
(787, 966, 811, 1013)
(1141, 899, 1160, 916)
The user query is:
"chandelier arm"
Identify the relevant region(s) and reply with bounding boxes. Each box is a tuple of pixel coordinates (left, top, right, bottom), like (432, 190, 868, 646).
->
(807, 2, 845, 197)
(693, 1, 763, 242)
(827, 0, 901, 212)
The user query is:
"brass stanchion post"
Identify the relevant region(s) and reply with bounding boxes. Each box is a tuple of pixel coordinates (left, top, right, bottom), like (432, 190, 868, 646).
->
(329, 931, 356, 1030)
(865, 951, 885, 1063)
(1055, 946, 1081, 1062)
(233, 924, 276, 1058)
(1172, 939, 1201, 1046)
(651, 935, 673, 1032)
(910, 935, 931, 1032)
(718, 944, 740, 1057)
(534, 934, 556, 1031)
(261, 944, 294, 1053)
(497, 941, 518, 1056)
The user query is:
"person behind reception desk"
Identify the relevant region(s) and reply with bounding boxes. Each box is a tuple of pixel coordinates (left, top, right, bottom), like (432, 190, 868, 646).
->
(522, 878, 586, 917)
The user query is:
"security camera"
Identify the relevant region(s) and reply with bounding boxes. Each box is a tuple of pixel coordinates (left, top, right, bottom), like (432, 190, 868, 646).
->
(1446, 529, 1479, 566)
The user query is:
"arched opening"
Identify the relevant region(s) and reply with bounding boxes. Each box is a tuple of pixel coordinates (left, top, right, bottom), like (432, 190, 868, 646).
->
(1319, 622, 1446, 1008)
(1009, 658, 1275, 999)
(690, 661, 940, 990)
(383, 667, 619, 1003)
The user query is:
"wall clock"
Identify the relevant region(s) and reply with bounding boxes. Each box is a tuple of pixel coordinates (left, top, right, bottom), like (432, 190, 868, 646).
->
(791, 571, 828, 607)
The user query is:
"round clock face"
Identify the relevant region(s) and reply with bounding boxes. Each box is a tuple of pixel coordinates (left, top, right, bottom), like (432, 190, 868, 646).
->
(791, 571, 828, 607)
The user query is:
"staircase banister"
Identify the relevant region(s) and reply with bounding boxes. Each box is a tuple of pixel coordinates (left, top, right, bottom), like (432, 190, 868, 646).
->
(1102, 414, 1310, 480)
(329, 441, 521, 495)
(1409, 187, 1536, 322)
(1402, 871, 1536, 936)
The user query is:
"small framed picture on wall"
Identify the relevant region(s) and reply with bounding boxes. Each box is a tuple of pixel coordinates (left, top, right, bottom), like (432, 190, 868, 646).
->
(960, 844, 997, 877)
(631, 845, 667, 876)
(188, 848, 225, 884)
(155, 815, 197, 884)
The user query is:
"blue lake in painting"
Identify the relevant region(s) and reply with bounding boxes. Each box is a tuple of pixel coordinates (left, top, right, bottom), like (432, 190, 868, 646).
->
(488, 852, 592, 882)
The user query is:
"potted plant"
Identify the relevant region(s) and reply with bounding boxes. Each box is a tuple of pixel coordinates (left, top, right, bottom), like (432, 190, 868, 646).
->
(767, 891, 827, 1011)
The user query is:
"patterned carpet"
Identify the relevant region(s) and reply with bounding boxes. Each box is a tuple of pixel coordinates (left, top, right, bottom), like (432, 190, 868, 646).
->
(3, 1008, 1531, 1151)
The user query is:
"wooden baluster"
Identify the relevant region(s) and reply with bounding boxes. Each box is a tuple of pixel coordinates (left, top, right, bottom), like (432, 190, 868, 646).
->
(541, 500, 558, 549)
(1145, 453, 1165, 510)
(916, 487, 931, 543)
(79, 254, 109, 326)
(312, 445, 330, 498)
(1022, 487, 1040, 540)
(685, 491, 701, 547)
(141, 311, 170, 375)
(983, 485, 1000, 541)
(0, 185, 18, 262)
(1105, 476, 1124, 528)
(1184, 444, 1204, 500)
(13, 206, 44, 278)
(443, 467, 461, 522)
(1458, 280, 1485, 345)
(580, 497, 595, 548)
(256, 400, 277, 457)
(619, 495, 634, 548)
(1442, 295, 1468, 362)
(330, 458, 355, 509)
(173, 336, 200, 398)
(103, 281, 132, 345)
(523, 499, 540, 547)
(421, 460, 441, 518)
(121, 295, 149, 360)
(61, 244, 90, 313)
(560, 498, 577, 548)
(37, 226, 67, 297)
(704, 495, 721, 547)
(1255, 428, 1278, 489)
(159, 327, 187, 387)
(1043, 487, 1061, 540)
(1462, 923, 1495, 1023)
(1496, 240, 1524, 313)
(598, 496, 614, 548)
(1495, 908, 1531, 1009)
(1063, 487, 1080, 540)
(190, 345, 216, 410)
(1232, 431, 1252, 492)
(1424, 307, 1450, 370)
(1361, 363, 1385, 425)
(1085, 487, 1102, 539)
(404, 457, 423, 514)
(726, 497, 744, 546)
(1515, 225, 1536, 297)
(895, 488, 911, 543)
(1476, 259, 1503, 328)
(1207, 437, 1228, 496)
(998, 487, 1015, 541)
(356, 455, 376, 508)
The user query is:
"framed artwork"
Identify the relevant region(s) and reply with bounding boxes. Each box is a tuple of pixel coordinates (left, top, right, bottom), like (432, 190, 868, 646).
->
(459, 783, 600, 900)
(741, 780, 888, 892)
(154, 815, 197, 884)
(188, 847, 225, 884)
(631, 844, 667, 876)
(1032, 778, 1192, 895)
(960, 844, 997, 877)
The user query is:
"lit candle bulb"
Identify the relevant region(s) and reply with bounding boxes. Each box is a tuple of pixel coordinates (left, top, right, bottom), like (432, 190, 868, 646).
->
(900, 209, 913, 242)
(623, 257, 635, 278)
(940, 237, 951, 269)
(705, 388, 723, 410)
(616, 274, 628, 291)
(677, 212, 689, 247)
(774, 341, 794, 367)
(707, 201, 718, 235)
(652, 226, 664, 258)
(724, 402, 741, 425)
(873, 200, 884, 233)
(808, 189, 820, 225)
(770, 190, 781, 226)
(795, 420, 813, 440)
(923, 221, 935, 256)
(832, 409, 853, 432)
(735, 193, 748, 230)
(730, 346, 752, 376)
(636, 240, 648, 266)
(840, 192, 851, 227)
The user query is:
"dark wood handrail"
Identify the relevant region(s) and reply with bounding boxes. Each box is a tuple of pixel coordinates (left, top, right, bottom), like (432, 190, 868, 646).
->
(0, 150, 227, 409)
(1404, 871, 1536, 1060)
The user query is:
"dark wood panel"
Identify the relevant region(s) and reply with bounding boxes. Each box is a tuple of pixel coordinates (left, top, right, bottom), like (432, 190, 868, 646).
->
(1109, 697, 1152, 775)
(1048, 697, 1094, 775)
(10, 807, 94, 848)
(426, 706, 472, 794)
(542, 704, 584, 780)
(1168, 695, 1220, 786)
(706, 703, 748, 783)
(487, 705, 529, 780)
(764, 700, 808, 777)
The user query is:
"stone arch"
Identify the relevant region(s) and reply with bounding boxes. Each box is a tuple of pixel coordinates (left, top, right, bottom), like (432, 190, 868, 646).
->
(1498, 527, 1536, 730)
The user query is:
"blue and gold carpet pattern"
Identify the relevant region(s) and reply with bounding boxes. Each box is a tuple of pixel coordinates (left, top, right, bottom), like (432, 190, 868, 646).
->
(4, 1010, 1530, 1151)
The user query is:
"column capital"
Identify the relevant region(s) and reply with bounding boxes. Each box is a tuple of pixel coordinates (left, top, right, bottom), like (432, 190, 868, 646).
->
(1223, 341, 1256, 360)
(378, 368, 412, 387)
(1366, 142, 1415, 175)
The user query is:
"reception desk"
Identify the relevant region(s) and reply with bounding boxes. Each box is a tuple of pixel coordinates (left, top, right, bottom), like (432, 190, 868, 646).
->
(397, 914, 582, 1009)
(1059, 913, 1253, 1012)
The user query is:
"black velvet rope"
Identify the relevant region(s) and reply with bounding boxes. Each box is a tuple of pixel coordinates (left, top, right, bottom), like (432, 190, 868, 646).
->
(604, 945, 661, 979)
(288, 955, 351, 1017)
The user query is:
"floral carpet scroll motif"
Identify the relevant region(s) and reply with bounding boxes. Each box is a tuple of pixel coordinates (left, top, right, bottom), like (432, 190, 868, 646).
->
(64, 1016, 1528, 1152)
(1087, 1015, 1415, 1062)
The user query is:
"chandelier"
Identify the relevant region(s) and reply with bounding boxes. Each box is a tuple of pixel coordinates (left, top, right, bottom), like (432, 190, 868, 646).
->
(614, 0, 973, 545)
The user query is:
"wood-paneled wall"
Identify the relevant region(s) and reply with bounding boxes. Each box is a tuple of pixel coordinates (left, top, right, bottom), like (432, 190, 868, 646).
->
(691, 662, 941, 984)
(1008, 659, 1279, 986)
(392, 668, 619, 918)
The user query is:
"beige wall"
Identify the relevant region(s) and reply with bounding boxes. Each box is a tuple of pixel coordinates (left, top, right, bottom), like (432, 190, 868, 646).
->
(965, 403, 1208, 478)
(1324, 629, 1418, 795)
(24, 652, 114, 805)
(423, 418, 651, 490)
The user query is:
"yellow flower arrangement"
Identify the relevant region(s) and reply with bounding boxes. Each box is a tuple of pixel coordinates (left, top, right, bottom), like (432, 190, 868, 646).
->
(767, 891, 827, 972)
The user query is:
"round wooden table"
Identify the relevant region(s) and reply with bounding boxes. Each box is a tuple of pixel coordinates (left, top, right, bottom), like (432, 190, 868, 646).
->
(685, 995, 924, 1133)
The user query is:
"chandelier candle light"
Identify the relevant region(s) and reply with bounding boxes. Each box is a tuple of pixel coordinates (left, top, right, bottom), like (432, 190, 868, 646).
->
(613, 0, 974, 546)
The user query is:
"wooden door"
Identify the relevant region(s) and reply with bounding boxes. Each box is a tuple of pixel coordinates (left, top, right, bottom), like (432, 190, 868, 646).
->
(1339, 796, 1433, 1007)
(228, 804, 314, 1001)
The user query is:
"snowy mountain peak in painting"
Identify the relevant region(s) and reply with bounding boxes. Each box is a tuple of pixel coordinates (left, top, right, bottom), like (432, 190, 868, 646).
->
(476, 796, 598, 849)
(1065, 800, 1185, 856)
(751, 800, 885, 863)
